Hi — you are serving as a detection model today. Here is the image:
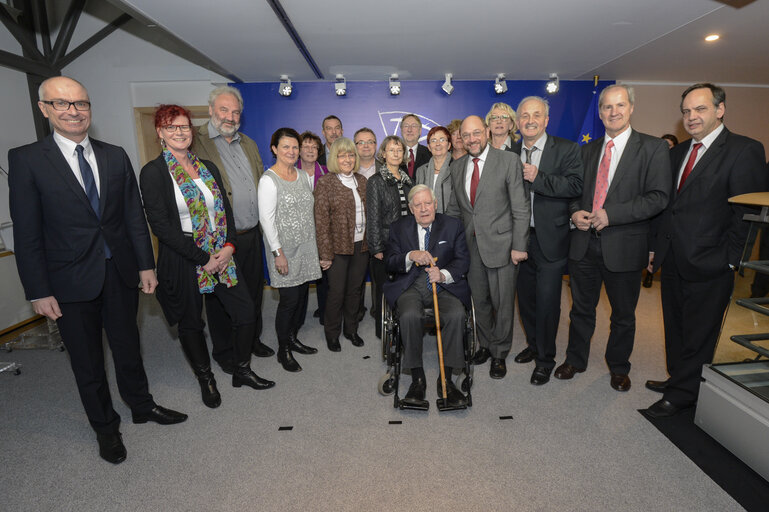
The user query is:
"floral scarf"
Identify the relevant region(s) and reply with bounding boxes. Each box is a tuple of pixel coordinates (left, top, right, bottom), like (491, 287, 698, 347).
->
(164, 148, 238, 293)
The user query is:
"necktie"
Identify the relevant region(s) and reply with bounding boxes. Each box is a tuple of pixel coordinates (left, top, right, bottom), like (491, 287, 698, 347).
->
(424, 226, 431, 287)
(76, 145, 111, 259)
(678, 142, 703, 192)
(408, 148, 415, 178)
(470, 157, 480, 207)
(523, 147, 532, 164)
(592, 140, 614, 211)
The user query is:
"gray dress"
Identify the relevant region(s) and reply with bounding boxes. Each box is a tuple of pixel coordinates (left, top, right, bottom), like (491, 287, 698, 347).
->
(262, 169, 321, 287)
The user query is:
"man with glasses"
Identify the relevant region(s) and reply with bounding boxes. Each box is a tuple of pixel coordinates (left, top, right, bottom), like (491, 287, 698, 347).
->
(9, 76, 187, 464)
(446, 115, 530, 379)
(400, 113, 431, 179)
(354, 127, 378, 180)
(193, 86, 273, 373)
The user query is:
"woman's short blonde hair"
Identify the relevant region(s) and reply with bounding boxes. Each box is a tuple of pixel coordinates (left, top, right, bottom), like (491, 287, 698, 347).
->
(376, 135, 408, 165)
(327, 137, 360, 174)
(485, 102, 520, 143)
(446, 119, 462, 134)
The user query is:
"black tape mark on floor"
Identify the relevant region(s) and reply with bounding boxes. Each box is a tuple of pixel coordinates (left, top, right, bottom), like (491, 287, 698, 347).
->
(389, 420, 402, 425)
(499, 415, 513, 420)
(362, 356, 370, 359)
(279, 426, 294, 431)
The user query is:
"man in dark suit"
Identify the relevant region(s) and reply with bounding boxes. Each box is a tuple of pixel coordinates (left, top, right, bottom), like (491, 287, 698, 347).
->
(645, 83, 767, 417)
(400, 113, 431, 179)
(317, 114, 343, 166)
(511, 96, 583, 385)
(555, 84, 671, 391)
(8, 76, 186, 464)
(384, 185, 471, 407)
(446, 115, 530, 379)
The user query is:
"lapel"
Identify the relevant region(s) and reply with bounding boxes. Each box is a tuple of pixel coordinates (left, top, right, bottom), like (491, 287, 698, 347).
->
(408, 217, 420, 255)
(583, 137, 603, 204)
(452, 154, 471, 209)
(41, 135, 95, 216)
(91, 138, 110, 217)
(426, 215, 443, 253)
(606, 130, 640, 199)
(677, 127, 729, 197)
(475, 145, 495, 202)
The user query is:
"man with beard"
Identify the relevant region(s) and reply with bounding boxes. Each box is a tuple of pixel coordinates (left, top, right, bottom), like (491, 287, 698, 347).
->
(193, 86, 281, 374)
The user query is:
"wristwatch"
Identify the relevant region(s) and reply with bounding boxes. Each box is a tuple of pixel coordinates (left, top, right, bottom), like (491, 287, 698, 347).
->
(272, 249, 280, 257)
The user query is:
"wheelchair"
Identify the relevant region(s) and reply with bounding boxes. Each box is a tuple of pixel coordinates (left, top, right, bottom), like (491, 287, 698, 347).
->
(377, 294, 477, 411)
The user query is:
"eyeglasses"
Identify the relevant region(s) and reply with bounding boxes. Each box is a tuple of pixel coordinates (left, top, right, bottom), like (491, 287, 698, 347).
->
(489, 114, 510, 121)
(301, 144, 319, 151)
(429, 137, 448, 144)
(163, 124, 191, 133)
(355, 140, 377, 146)
(402, 124, 420, 130)
(461, 130, 484, 140)
(386, 148, 404, 154)
(42, 100, 91, 112)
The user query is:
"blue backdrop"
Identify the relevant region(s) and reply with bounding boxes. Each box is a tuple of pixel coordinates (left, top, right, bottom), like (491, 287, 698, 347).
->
(233, 79, 612, 160)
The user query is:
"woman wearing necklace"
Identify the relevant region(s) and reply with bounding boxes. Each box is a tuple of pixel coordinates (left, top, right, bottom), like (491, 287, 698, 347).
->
(258, 127, 322, 372)
(415, 125, 454, 214)
(140, 104, 274, 409)
(366, 135, 413, 338)
(314, 138, 369, 351)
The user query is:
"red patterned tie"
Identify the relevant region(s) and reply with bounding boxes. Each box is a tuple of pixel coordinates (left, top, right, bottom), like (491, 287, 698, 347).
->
(408, 148, 415, 178)
(592, 140, 614, 211)
(470, 157, 480, 207)
(678, 142, 703, 192)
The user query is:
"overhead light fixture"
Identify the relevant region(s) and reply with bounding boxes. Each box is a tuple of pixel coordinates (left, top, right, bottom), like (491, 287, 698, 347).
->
(278, 75, 292, 97)
(494, 73, 507, 94)
(335, 74, 347, 96)
(705, 34, 720, 42)
(442, 73, 454, 95)
(545, 73, 560, 94)
(389, 74, 401, 96)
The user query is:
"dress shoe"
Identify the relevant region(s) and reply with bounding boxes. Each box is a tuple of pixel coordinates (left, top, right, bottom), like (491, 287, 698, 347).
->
(233, 367, 275, 389)
(645, 379, 669, 393)
(213, 358, 235, 375)
(344, 333, 365, 347)
(326, 335, 341, 352)
(436, 376, 468, 406)
(132, 405, 188, 425)
(313, 308, 320, 318)
(553, 362, 585, 380)
(252, 340, 275, 358)
(289, 338, 318, 355)
(277, 346, 302, 372)
(645, 398, 690, 418)
(401, 376, 428, 407)
(490, 358, 507, 379)
(97, 432, 126, 464)
(471, 347, 491, 365)
(610, 372, 631, 392)
(197, 373, 221, 408)
(514, 346, 536, 364)
(642, 270, 654, 288)
(530, 366, 552, 385)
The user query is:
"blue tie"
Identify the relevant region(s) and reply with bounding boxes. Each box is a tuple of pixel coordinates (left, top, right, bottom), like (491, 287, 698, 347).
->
(424, 226, 431, 287)
(76, 145, 111, 259)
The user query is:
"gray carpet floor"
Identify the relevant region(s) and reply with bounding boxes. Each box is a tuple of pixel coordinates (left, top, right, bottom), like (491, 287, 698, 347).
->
(0, 281, 744, 511)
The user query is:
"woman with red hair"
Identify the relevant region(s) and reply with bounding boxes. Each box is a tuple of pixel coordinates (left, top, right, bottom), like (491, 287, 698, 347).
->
(139, 105, 274, 409)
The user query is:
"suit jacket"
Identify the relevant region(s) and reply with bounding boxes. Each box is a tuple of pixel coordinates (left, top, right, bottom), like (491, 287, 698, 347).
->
(192, 123, 264, 212)
(651, 127, 767, 281)
(383, 213, 471, 309)
(413, 144, 431, 172)
(512, 135, 583, 261)
(446, 145, 530, 268)
(569, 129, 671, 272)
(8, 135, 155, 303)
(313, 172, 368, 260)
(415, 157, 453, 214)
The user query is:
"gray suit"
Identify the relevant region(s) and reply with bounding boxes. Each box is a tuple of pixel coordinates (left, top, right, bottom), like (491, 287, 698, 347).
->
(446, 145, 530, 357)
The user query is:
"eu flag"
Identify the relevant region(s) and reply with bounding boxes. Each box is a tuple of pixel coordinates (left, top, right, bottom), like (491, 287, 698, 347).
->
(578, 89, 603, 145)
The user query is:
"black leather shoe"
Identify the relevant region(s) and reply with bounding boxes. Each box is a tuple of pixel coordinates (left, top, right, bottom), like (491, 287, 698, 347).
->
(233, 367, 275, 389)
(471, 347, 491, 365)
(252, 340, 275, 358)
(645, 379, 669, 393)
(402, 376, 428, 407)
(290, 338, 318, 355)
(642, 270, 654, 288)
(198, 373, 221, 408)
(530, 366, 552, 385)
(514, 346, 537, 364)
(554, 362, 585, 380)
(344, 333, 365, 347)
(132, 405, 188, 425)
(490, 358, 507, 379)
(610, 372, 631, 392)
(326, 335, 341, 352)
(646, 398, 689, 418)
(97, 432, 126, 464)
(277, 346, 302, 372)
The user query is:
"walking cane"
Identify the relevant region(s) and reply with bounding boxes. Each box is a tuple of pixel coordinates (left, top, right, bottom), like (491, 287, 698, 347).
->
(429, 259, 449, 403)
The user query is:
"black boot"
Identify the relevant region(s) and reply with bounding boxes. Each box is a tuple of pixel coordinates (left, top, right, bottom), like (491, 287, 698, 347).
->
(289, 330, 317, 355)
(277, 339, 302, 372)
(232, 322, 275, 389)
(233, 361, 276, 389)
(179, 332, 221, 408)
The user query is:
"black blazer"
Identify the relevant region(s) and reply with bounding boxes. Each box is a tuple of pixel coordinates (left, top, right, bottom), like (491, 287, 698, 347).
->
(512, 135, 583, 261)
(383, 213, 471, 309)
(569, 129, 671, 272)
(9, 135, 155, 303)
(651, 127, 767, 281)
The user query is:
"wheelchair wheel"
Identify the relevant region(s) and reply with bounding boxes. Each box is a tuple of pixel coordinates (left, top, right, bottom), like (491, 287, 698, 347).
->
(377, 371, 395, 396)
(381, 295, 395, 362)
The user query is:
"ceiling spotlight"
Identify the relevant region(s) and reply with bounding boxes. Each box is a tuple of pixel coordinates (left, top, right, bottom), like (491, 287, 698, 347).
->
(545, 73, 560, 94)
(705, 34, 720, 42)
(442, 73, 454, 95)
(494, 73, 507, 94)
(389, 74, 401, 96)
(278, 75, 292, 97)
(335, 74, 347, 96)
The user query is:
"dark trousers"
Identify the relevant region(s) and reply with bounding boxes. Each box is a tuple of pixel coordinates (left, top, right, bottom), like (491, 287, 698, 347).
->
(370, 255, 387, 333)
(517, 230, 567, 370)
(396, 282, 465, 370)
(566, 236, 642, 374)
(56, 259, 154, 434)
(324, 242, 369, 338)
(276, 283, 310, 344)
(661, 252, 734, 406)
(205, 227, 264, 363)
(313, 270, 329, 320)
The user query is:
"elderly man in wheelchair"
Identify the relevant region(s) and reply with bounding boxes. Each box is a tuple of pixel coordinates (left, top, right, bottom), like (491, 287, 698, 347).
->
(382, 185, 472, 410)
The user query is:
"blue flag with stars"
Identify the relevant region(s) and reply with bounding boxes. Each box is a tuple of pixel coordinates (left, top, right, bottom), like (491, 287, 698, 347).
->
(578, 89, 603, 145)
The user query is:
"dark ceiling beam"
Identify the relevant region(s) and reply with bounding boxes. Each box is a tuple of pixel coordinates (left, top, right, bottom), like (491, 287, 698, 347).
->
(0, 4, 46, 61)
(51, 0, 86, 64)
(266, 0, 323, 79)
(0, 48, 55, 76)
(30, 0, 52, 57)
(58, 13, 131, 68)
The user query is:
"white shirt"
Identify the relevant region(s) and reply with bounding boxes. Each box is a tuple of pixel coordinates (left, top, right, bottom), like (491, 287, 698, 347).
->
(520, 133, 548, 227)
(171, 176, 216, 232)
(676, 123, 725, 188)
(406, 143, 419, 161)
(53, 132, 100, 195)
(463, 144, 491, 200)
(500, 135, 513, 151)
(337, 173, 365, 243)
(358, 162, 376, 180)
(600, 126, 633, 188)
(404, 222, 454, 284)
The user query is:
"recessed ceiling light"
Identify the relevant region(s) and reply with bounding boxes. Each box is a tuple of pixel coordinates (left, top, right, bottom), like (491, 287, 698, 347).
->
(705, 34, 720, 42)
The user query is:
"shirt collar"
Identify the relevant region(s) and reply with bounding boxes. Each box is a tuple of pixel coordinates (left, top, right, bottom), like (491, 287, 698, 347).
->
(53, 131, 91, 155)
(524, 133, 548, 152)
(207, 120, 241, 143)
(693, 122, 725, 149)
(472, 144, 491, 162)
